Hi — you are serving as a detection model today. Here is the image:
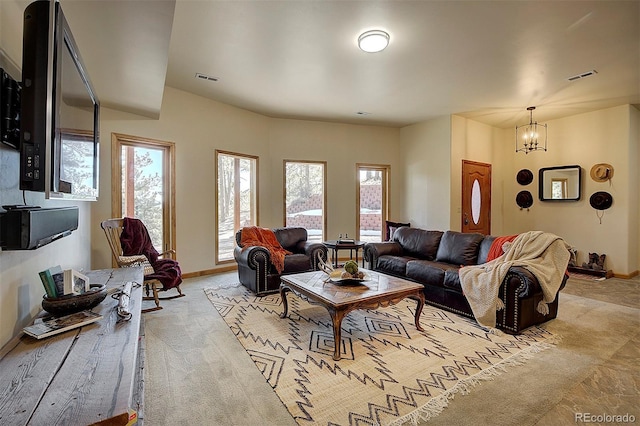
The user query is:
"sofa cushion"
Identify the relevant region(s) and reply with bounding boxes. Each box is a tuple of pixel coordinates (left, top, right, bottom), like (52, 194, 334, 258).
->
(477, 236, 496, 264)
(377, 255, 414, 276)
(435, 231, 484, 266)
(406, 260, 450, 288)
(443, 269, 463, 292)
(282, 253, 312, 273)
(393, 227, 444, 260)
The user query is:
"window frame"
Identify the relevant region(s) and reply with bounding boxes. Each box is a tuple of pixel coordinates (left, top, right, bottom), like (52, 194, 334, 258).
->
(215, 149, 259, 265)
(111, 132, 176, 259)
(356, 163, 390, 243)
(283, 159, 327, 242)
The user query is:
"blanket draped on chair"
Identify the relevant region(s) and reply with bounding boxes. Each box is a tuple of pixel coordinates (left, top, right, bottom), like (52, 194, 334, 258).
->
(240, 226, 291, 274)
(121, 217, 182, 290)
(459, 231, 570, 330)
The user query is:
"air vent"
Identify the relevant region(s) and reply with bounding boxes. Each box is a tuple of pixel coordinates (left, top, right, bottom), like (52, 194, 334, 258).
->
(567, 70, 597, 82)
(195, 73, 219, 82)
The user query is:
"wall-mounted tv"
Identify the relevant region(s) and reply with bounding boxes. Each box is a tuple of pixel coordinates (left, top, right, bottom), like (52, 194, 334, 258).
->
(20, 0, 99, 200)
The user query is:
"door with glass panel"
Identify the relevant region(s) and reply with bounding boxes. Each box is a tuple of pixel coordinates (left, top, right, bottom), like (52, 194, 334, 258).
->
(284, 160, 326, 243)
(356, 164, 389, 243)
(461, 160, 491, 235)
(216, 150, 258, 263)
(112, 133, 175, 257)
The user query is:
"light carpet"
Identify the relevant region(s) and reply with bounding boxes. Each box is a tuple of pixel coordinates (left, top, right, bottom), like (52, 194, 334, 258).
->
(204, 285, 559, 426)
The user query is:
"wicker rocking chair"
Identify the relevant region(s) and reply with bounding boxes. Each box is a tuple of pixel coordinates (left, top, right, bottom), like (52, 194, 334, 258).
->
(101, 218, 184, 312)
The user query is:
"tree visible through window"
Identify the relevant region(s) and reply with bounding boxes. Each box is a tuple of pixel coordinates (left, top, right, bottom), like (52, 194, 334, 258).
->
(112, 133, 176, 259)
(216, 150, 258, 263)
(284, 161, 326, 242)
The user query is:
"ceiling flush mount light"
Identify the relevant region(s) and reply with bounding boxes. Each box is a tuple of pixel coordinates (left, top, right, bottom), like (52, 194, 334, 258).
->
(358, 30, 390, 53)
(515, 106, 547, 154)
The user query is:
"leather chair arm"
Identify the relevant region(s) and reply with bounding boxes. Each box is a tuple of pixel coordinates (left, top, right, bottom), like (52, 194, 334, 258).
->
(364, 242, 403, 268)
(234, 245, 270, 270)
(303, 242, 329, 270)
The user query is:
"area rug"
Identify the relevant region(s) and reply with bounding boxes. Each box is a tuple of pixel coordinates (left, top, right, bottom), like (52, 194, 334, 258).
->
(204, 285, 558, 426)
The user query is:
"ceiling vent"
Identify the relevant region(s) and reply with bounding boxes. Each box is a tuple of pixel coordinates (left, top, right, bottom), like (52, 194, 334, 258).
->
(567, 70, 597, 82)
(195, 73, 219, 82)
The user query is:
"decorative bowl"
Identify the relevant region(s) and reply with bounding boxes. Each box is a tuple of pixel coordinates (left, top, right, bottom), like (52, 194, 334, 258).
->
(42, 284, 108, 316)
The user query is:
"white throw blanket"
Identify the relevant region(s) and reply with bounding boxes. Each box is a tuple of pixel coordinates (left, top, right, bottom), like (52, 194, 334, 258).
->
(459, 231, 571, 330)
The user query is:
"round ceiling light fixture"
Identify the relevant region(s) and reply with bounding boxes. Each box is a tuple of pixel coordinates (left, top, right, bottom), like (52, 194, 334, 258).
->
(358, 30, 390, 53)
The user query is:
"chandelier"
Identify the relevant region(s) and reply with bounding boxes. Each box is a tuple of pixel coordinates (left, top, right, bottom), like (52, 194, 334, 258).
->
(515, 106, 547, 154)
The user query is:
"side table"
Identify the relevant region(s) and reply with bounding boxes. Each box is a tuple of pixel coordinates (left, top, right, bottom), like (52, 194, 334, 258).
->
(323, 240, 366, 268)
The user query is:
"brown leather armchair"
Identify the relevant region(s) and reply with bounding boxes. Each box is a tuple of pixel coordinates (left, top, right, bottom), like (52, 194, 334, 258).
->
(234, 227, 328, 295)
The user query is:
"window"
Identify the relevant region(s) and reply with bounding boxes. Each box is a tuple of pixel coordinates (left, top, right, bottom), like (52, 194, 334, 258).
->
(112, 133, 175, 257)
(551, 178, 568, 199)
(216, 150, 258, 263)
(356, 164, 389, 243)
(284, 160, 326, 242)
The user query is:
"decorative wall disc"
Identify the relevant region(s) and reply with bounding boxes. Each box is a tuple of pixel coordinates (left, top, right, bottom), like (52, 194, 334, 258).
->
(516, 169, 533, 185)
(516, 190, 533, 209)
(589, 191, 613, 210)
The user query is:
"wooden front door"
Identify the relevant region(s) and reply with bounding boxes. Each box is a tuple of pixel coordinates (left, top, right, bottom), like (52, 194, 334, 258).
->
(461, 160, 491, 235)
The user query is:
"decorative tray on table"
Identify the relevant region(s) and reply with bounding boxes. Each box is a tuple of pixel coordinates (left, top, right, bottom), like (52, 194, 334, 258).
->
(318, 254, 368, 286)
(327, 270, 368, 285)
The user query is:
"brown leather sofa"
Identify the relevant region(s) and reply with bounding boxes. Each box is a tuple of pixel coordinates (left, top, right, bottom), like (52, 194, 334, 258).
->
(234, 227, 328, 295)
(363, 227, 567, 334)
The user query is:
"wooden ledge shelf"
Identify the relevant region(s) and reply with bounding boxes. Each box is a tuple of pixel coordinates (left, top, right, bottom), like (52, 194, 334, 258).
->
(568, 265, 614, 279)
(0, 267, 144, 426)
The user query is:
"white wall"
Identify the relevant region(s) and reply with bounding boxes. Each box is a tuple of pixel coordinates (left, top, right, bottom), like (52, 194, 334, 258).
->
(0, 0, 93, 349)
(505, 105, 637, 275)
(398, 116, 451, 230)
(450, 115, 509, 235)
(93, 87, 401, 274)
(447, 105, 639, 276)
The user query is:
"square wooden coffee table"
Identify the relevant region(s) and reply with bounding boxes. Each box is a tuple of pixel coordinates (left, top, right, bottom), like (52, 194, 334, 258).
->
(279, 269, 425, 361)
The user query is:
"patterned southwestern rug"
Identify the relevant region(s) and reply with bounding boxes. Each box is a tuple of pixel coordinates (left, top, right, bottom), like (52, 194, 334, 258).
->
(204, 285, 558, 426)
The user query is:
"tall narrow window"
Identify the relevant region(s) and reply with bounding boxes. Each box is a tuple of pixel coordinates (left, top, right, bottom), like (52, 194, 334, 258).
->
(284, 160, 326, 243)
(356, 164, 389, 243)
(216, 150, 258, 263)
(112, 133, 176, 257)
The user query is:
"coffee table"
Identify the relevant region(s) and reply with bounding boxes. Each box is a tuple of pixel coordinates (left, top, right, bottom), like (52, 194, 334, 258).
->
(279, 269, 425, 361)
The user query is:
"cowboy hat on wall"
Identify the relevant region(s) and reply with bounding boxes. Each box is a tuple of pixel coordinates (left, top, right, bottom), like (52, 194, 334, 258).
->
(590, 163, 614, 183)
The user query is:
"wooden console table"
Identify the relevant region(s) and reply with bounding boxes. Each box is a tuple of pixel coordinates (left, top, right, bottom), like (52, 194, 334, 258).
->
(0, 267, 144, 425)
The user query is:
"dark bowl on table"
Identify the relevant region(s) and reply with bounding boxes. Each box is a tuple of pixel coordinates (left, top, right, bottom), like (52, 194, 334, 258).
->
(42, 284, 108, 316)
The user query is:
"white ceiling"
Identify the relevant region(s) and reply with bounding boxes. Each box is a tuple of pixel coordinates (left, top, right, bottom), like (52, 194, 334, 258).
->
(59, 0, 639, 128)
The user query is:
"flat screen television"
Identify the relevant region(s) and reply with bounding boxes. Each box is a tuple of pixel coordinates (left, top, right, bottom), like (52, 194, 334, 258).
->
(20, 0, 99, 200)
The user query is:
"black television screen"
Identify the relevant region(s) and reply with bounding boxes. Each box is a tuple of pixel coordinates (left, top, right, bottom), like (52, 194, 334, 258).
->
(20, 0, 99, 200)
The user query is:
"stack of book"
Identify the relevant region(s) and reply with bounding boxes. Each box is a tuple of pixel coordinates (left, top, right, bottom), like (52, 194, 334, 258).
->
(23, 310, 103, 339)
(39, 265, 90, 298)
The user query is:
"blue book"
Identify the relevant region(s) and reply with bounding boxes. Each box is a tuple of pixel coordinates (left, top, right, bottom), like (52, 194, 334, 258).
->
(48, 265, 64, 296)
(38, 270, 57, 297)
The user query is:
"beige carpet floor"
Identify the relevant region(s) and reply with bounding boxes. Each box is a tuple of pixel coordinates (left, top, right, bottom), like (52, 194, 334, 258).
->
(143, 273, 639, 425)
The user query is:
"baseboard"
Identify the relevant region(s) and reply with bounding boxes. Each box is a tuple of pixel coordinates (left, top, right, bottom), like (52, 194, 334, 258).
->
(612, 270, 639, 279)
(182, 264, 237, 279)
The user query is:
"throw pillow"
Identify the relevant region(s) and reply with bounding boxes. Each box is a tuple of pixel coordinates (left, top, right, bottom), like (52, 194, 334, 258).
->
(435, 230, 485, 266)
(385, 220, 410, 241)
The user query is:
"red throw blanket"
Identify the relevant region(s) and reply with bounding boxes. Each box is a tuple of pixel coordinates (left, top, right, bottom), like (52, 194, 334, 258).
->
(241, 227, 291, 274)
(121, 217, 182, 291)
(486, 234, 519, 262)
